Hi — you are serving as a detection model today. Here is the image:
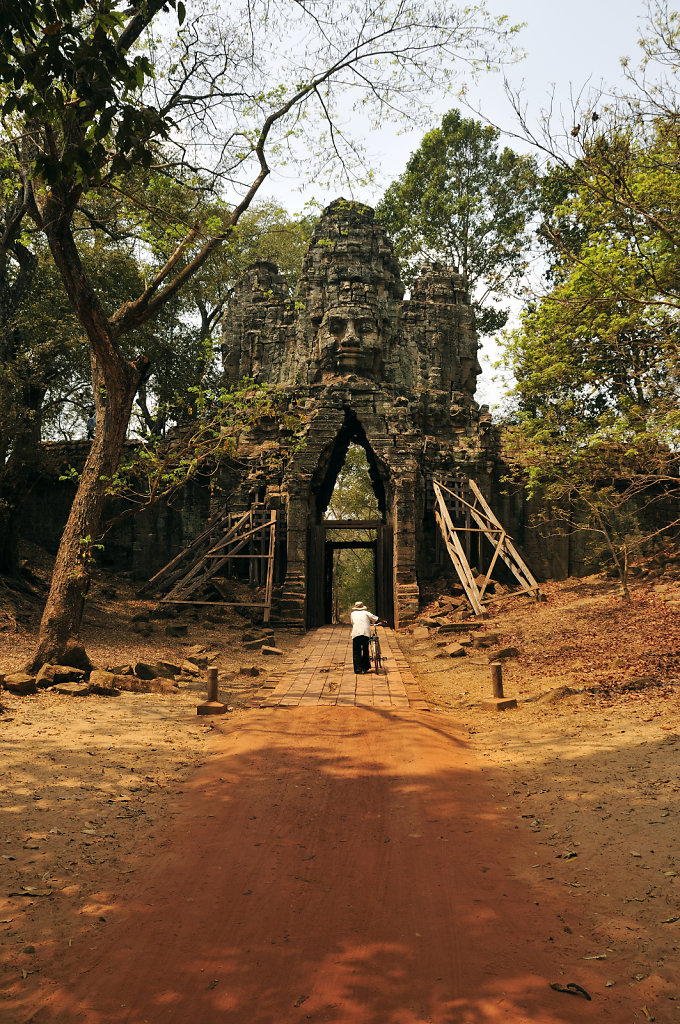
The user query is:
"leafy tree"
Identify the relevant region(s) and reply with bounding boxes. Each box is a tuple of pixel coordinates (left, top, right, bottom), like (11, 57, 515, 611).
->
(496, 2, 680, 595)
(100, 377, 306, 536)
(129, 199, 315, 437)
(326, 444, 380, 620)
(502, 112, 680, 596)
(507, 1, 680, 322)
(376, 109, 538, 334)
(0, 0, 517, 668)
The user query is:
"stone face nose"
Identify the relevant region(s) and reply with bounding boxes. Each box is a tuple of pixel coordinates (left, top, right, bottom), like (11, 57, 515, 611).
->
(341, 318, 360, 346)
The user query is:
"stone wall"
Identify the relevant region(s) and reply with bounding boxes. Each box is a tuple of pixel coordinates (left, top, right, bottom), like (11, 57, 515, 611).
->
(17, 442, 212, 581)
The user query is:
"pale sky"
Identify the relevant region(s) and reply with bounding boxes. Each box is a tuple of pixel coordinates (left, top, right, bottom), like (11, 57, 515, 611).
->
(262, 0, 651, 408)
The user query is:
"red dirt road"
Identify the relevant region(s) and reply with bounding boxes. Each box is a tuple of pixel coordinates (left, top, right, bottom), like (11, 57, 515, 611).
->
(15, 708, 643, 1024)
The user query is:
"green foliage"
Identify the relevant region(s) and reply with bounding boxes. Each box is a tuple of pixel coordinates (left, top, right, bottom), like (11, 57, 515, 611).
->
(326, 444, 380, 521)
(102, 378, 305, 529)
(376, 109, 538, 334)
(326, 444, 380, 620)
(0, 0, 181, 183)
(502, 47, 680, 593)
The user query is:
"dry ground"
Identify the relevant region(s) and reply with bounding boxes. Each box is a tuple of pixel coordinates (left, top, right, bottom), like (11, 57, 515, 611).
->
(1, 562, 679, 1020)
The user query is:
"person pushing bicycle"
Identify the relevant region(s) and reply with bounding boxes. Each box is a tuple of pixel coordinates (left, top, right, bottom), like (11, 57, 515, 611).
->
(350, 600, 380, 674)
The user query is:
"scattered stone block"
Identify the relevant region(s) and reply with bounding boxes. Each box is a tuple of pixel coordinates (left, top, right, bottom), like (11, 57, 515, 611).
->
(155, 660, 181, 678)
(3, 673, 37, 695)
(132, 622, 153, 637)
(88, 669, 116, 688)
(35, 665, 86, 689)
(488, 647, 520, 661)
(87, 670, 120, 696)
(621, 676, 657, 691)
(180, 660, 201, 677)
(185, 650, 218, 668)
(150, 677, 180, 694)
(438, 622, 479, 634)
(54, 681, 90, 697)
(471, 633, 500, 649)
(238, 665, 261, 677)
(411, 626, 430, 641)
(443, 643, 466, 658)
(134, 661, 161, 680)
(112, 675, 179, 695)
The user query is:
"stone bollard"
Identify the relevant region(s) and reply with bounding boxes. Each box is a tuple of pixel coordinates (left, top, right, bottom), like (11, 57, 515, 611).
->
(491, 661, 504, 698)
(197, 666, 227, 716)
(483, 661, 517, 711)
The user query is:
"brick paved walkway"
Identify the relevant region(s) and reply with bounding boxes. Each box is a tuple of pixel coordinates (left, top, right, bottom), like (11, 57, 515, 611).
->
(255, 626, 428, 710)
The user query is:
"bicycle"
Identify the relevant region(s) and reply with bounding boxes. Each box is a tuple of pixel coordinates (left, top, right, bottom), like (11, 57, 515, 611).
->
(368, 623, 383, 673)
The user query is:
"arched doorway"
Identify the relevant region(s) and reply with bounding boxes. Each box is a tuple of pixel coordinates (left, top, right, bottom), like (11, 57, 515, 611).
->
(307, 413, 394, 627)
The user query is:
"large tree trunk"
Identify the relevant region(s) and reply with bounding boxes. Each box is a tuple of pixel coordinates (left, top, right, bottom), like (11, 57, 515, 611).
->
(20, 189, 151, 669)
(26, 352, 144, 671)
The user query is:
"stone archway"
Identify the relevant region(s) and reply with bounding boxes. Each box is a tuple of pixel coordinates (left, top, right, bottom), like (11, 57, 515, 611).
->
(303, 405, 393, 626)
(221, 198, 501, 629)
(305, 412, 394, 627)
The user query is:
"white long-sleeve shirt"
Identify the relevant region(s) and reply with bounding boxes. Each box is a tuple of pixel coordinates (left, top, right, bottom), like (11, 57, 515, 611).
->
(350, 608, 379, 638)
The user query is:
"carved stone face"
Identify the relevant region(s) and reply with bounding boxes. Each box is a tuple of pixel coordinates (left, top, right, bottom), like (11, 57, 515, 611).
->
(315, 304, 383, 377)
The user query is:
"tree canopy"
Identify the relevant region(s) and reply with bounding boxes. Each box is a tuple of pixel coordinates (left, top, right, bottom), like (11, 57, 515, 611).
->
(376, 109, 538, 334)
(500, 3, 680, 593)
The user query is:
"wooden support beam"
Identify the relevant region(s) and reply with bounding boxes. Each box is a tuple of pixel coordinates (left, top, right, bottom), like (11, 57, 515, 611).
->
(263, 511, 276, 624)
(433, 482, 484, 615)
(466, 479, 540, 595)
(323, 520, 383, 530)
(433, 478, 540, 612)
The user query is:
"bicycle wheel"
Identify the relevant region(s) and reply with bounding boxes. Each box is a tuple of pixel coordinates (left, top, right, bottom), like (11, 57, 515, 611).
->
(373, 635, 382, 672)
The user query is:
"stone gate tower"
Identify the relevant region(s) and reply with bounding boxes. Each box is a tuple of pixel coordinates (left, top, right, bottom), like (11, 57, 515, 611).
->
(221, 198, 500, 627)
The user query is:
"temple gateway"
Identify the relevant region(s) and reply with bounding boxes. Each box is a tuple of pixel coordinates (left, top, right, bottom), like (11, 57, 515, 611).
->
(216, 198, 515, 628)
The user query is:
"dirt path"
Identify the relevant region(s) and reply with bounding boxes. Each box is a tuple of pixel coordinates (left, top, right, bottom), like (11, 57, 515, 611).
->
(9, 707, 647, 1024)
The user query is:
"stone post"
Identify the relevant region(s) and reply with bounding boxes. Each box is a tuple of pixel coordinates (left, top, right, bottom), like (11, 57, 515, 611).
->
(392, 471, 420, 627)
(279, 486, 308, 628)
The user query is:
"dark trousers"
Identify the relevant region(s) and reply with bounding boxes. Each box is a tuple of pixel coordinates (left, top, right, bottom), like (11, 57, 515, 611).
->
(352, 635, 370, 673)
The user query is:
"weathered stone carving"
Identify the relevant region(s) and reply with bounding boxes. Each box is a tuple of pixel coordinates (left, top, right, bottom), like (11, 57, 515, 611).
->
(221, 198, 500, 628)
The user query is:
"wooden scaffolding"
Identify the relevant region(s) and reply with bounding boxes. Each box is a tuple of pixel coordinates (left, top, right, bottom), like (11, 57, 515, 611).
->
(141, 505, 279, 623)
(433, 478, 539, 615)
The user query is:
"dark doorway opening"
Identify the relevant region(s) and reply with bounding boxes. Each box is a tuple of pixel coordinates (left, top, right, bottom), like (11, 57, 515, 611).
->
(324, 538, 376, 624)
(307, 414, 394, 628)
